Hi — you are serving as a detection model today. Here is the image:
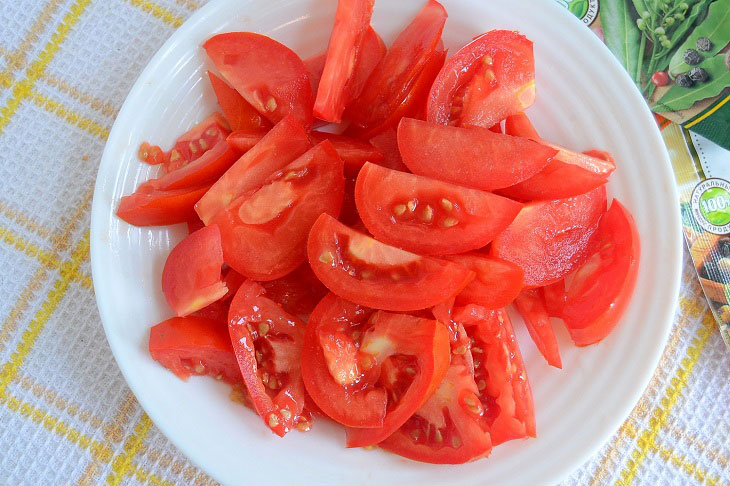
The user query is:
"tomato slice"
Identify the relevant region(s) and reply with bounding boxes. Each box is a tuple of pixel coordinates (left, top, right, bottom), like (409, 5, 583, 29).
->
(514, 289, 562, 368)
(117, 182, 210, 227)
(308, 131, 384, 176)
(398, 118, 557, 191)
(562, 200, 640, 346)
(307, 213, 475, 311)
(542, 280, 567, 318)
(443, 254, 524, 309)
(304, 52, 326, 97)
(195, 115, 312, 224)
(346, 0, 447, 136)
(225, 128, 270, 152)
(427, 31, 535, 128)
(259, 263, 328, 317)
(212, 141, 344, 280)
(367, 128, 409, 173)
(355, 162, 522, 255)
(314, 0, 375, 122)
(149, 316, 242, 384)
(491, 186, 607, 287)
(228, 280, 308, 436)
(208, 71, 271, 131)
(152, 140, 240, 191)
(161, 225, 228, 316)
(167, 113, 231, 172)
(204, 33, 313, 129)
(138, 142, 168, 166)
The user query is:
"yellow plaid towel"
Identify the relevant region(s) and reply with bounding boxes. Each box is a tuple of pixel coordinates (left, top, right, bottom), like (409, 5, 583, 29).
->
(0, 1, 727, 484)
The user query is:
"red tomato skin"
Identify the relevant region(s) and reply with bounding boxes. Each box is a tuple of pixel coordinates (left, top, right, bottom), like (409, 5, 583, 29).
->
(491, 185, 607, 287)
(444, 254, 524, 309)
(313, 0, 375, 122)
(149, 316, 242, 384)
(212, 141, 344, 281)
(562, 200, 640, 346)
(152, 140, 240, 191)
(367, 128, 409, 173)
(204, 32, 314, 129)
(542, 280, 567, 317)
(346, 26, 386, 103)
(398, 118, 558, 191)
(195, 115, 312, 224)
(161, 225, 228, 316)
(208, 71, 271, 131)
(497, 161, 608, 201)
(427, 30, 535, 127)
(355, 163, 523, 255)
(117, 182, 210, 227)
(225, 128, 270, 152)
(304, 52, 326, 96)
(308, 131, 384, 177)
(346, 0, 447, 135)
(514, 289, 562, 368)
(307, 213, 475, 311)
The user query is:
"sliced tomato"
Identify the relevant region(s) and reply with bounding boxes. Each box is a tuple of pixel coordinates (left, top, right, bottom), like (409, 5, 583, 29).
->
(301, 294, 450, 446)
(314, 0, 375, 122)
(307, 213, 474, 311)
(191, 299, 231, 322)
(443, 254, 524, 309)
(346, 26, 386, 103)
(367, 128, 409, 172)
(161, 225, 228, 316)
(225, 128, 270, 152)
(346, 0, 447, 136)
(355, 162, 522, 255)
(398, 118, 557, 191)
(514, 289, 562, 368)
(152, 140, 240, 191)
(304, 52, 326, 96)
(228, 280, 308, 436)
(117, 182, 210, 227)
(212, 141, 344, 280)
(453, 305, 536, 445)
(149, 316, 241, 384)
(204, 33, 313, 129)
(208, 71, 271, 131)
(167, 113, 231, 172)
(491, 186, 607, 287)
(542, 280, 566, 318)
(195, 115, 312, 224)
(186, 215, 205, 234)
(259, 263, 328, 317)
(309, 132, 384, 176)
(138, 142, 168, 166)
(562, 200, 640, 346)
(427, 31, 535, 128)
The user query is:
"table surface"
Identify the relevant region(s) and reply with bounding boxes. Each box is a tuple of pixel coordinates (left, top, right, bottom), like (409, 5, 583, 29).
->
(0, 0, 727, 484)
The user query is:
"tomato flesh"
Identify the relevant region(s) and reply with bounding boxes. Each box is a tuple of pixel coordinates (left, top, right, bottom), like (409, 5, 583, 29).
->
(208, 71, 271, 131)
(149, 316, 242, 384)
(212, 140, 344, 280)
(491, 186, 607, 287)
(152, 140, 240, 191)
(117, 182, 210, 227)
(167, 113, 231, 172)
(542, 280, 566, 318)
(427, 30, 535, 128)
(562, 200, 640, 345)
(444, 254, 524, 309)
(259, 263, 328, 317)
(307, 213, 475, 311)
(313, 0, 375, 122)
(398, 118, 557, 191)
(196, 115, 312, 224)
(514, 289, 562, 368)
(355, 162, 522, 255)
(228, 280, 309, 436)
(204, 32, 314, 129)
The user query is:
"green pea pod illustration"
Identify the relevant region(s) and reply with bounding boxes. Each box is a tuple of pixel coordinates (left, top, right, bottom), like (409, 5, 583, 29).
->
(668, 0, 730, 76)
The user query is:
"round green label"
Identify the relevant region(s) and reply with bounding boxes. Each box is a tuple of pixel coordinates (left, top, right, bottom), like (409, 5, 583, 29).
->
(699, 187, 730, 226)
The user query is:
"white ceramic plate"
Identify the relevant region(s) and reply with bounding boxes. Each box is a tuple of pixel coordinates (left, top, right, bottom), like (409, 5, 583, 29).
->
(90, 0, 682, 483)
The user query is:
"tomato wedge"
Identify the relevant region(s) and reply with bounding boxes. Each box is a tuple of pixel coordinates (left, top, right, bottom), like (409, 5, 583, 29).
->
(542, 280, 567, 318)
(167, 113, 231, 172)
(491, 186, 607, 287)
(259, 263, 328, 317)
(562, 200, 640, 346)
(208, 71, 271, 131)
(398, 118, 557, 191)
(212, 141, 344, 280)
(204, 33, 313, 129)
(367, 128, 409, 172)
(314, 0, 375, 122)
(117, 182, 210, 227)
(308, 132, 384, 176)
(195, 115, 312, 224)
(355, 163, 522, 255)
(152, 140, 240, 191)
(149, 316, 241, 384)
(307, 213, 475, 311)
(443, 254, 524, 309)
(346, 0, 447, 136)
(228, 280, 309, 436)
(225, 128, 270, 153)
(427, 30, 535, 128)
(161, 225, 228, 316)
(514, 289, 562, 368)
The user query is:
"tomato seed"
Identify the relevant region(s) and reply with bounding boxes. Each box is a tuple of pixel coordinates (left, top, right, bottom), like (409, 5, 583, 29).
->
(471, 346, 483, 354)
(440, 198, 453, 211)
(319, 251, 334, 265)
(261, 372, 270, 384)
(169, 150, 181, 161)
(434, 429, 443, 443)
(407, 199, 417, 212)
(189, 141, 199, 154)
(482, 55, 493, 65)
(199, 139, 208, 150)
(194, 363, 205, 374)
(206, 128, 218, 137)
(422, 205, 433, 222)
(268, 414, 279, 428)
(297, 421, 311, 432)
(265, 97, 277, 112)
(258, 323, 270, 336)
(443, 217, 459, 228)
(452, 436, 461, 448)
(477, 379, 487, 391)
(484, 69, 495, 82)
(269, 377, 279, 389)
(281, 408, 292, 420)
(411, 429, 421, 441)
(392, 204, 406, 216)
(405, 367, 417, 376)
(453, 345, 467, 355)
(390, 272, 401, 281)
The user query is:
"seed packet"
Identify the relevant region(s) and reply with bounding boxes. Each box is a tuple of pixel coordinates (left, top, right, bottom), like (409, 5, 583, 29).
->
(557, 0, 730, 349)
